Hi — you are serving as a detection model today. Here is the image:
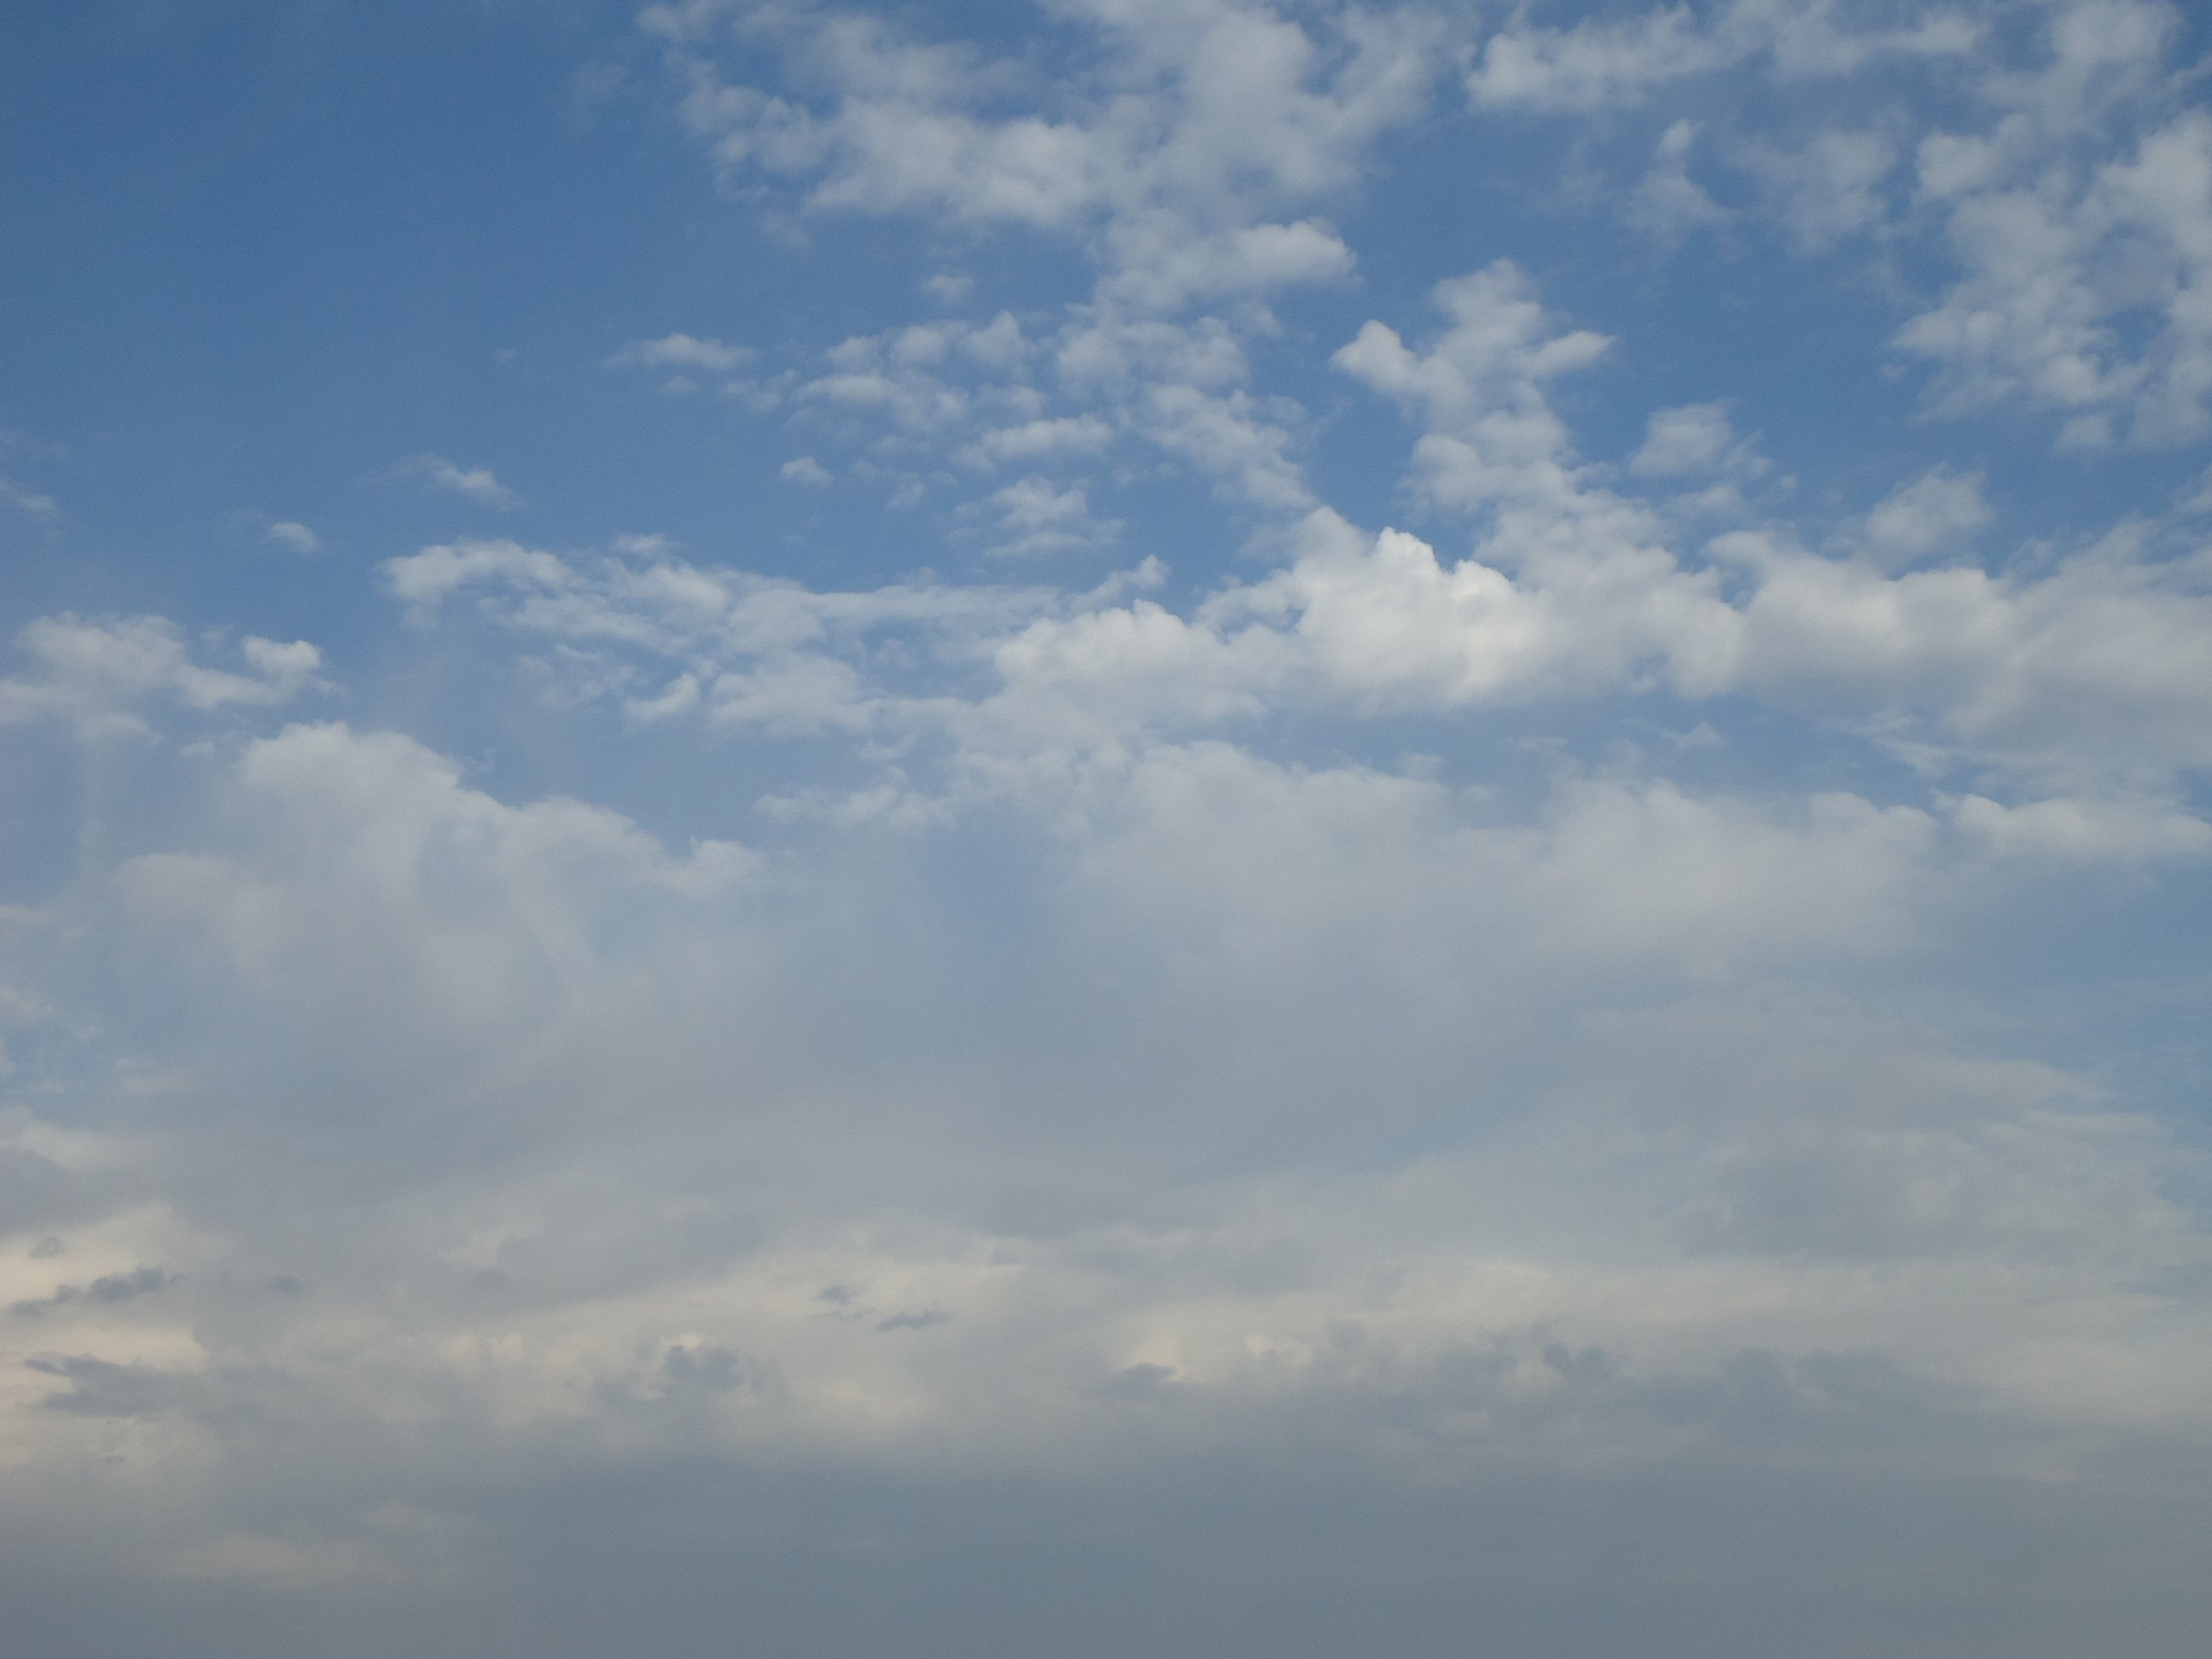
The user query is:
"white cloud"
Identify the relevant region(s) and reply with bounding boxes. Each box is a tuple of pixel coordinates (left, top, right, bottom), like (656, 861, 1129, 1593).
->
(1465, 0, 1977, 114)
(0, 614, 323, 736)
(370, 462, 2212, 808)
(384, 538, 570, 609)
(1468, 4, 1734, 112)
(1631, 402, 1740, 476)
(958, 414, 1115, 469)
(3, 689, 2203, 1554)
(652, 0, 1444, 310)
(974, 475, 1122, 557)
(607, 331, 753, 373)
(1953, 791, 2212, 861)
(1742, 125, 1897, 252)
(1331, 263, 1621, 534)
(1450, 2, 2211, 449)
(1887, 19, 2212, 445)
(780, 455, 834, 486)
(262, 520, 319, 554)
(396, 453, 521, 509)
(1859, 469, 1990, 568)
(1628, 119, 1730, 244)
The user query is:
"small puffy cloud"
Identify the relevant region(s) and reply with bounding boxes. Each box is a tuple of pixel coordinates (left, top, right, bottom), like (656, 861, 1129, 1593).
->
(1332, 261, 1610, 512)
(395, 454, 520, 509)
(382, 538, 571, 609)
(1631, 403, 1738, 476)
(958, 415, 1115, 469)
(606, 332, 752, 374)
(1114, 218, 1357, 310)
(1333, 262, 1613, 434)
(1743, 127, 1898, 253)
(1629, 119, 1730, 243)
(780, 456, 833, 486)
(262, 521, 319, 555)
(973, 476, 1121, 557)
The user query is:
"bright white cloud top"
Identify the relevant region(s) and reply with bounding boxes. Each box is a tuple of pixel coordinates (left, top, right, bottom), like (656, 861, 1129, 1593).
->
(2, 3, 2210, 1655)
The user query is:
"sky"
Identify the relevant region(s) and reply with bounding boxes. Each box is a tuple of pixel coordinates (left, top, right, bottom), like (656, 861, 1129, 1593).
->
(3, 0, 2212, 1652)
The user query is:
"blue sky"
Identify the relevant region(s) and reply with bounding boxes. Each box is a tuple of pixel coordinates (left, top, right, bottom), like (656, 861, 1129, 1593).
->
(4, 2, 2212, 1653)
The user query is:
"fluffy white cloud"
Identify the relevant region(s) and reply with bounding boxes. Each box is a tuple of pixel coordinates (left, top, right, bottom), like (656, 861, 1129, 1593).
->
(1898, 100, 2212, 446)
(648, 0, 1441, 311)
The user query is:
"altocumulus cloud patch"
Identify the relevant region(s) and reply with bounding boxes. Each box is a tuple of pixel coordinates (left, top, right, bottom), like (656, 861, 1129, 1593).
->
(1, 2, 2211, 1656)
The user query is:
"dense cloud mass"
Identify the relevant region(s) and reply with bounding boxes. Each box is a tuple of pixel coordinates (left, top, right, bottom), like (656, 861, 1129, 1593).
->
(3, 1, 2211, 1654)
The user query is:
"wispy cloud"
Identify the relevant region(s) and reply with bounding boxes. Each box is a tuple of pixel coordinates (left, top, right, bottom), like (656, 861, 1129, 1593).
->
(606, 332, 752, 374)
(1, 475, 57, 516)
(395, 453, 520, 509)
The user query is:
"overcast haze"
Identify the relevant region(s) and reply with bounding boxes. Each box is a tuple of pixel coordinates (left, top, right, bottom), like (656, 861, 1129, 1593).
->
(4, 1, 2212, 1653)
